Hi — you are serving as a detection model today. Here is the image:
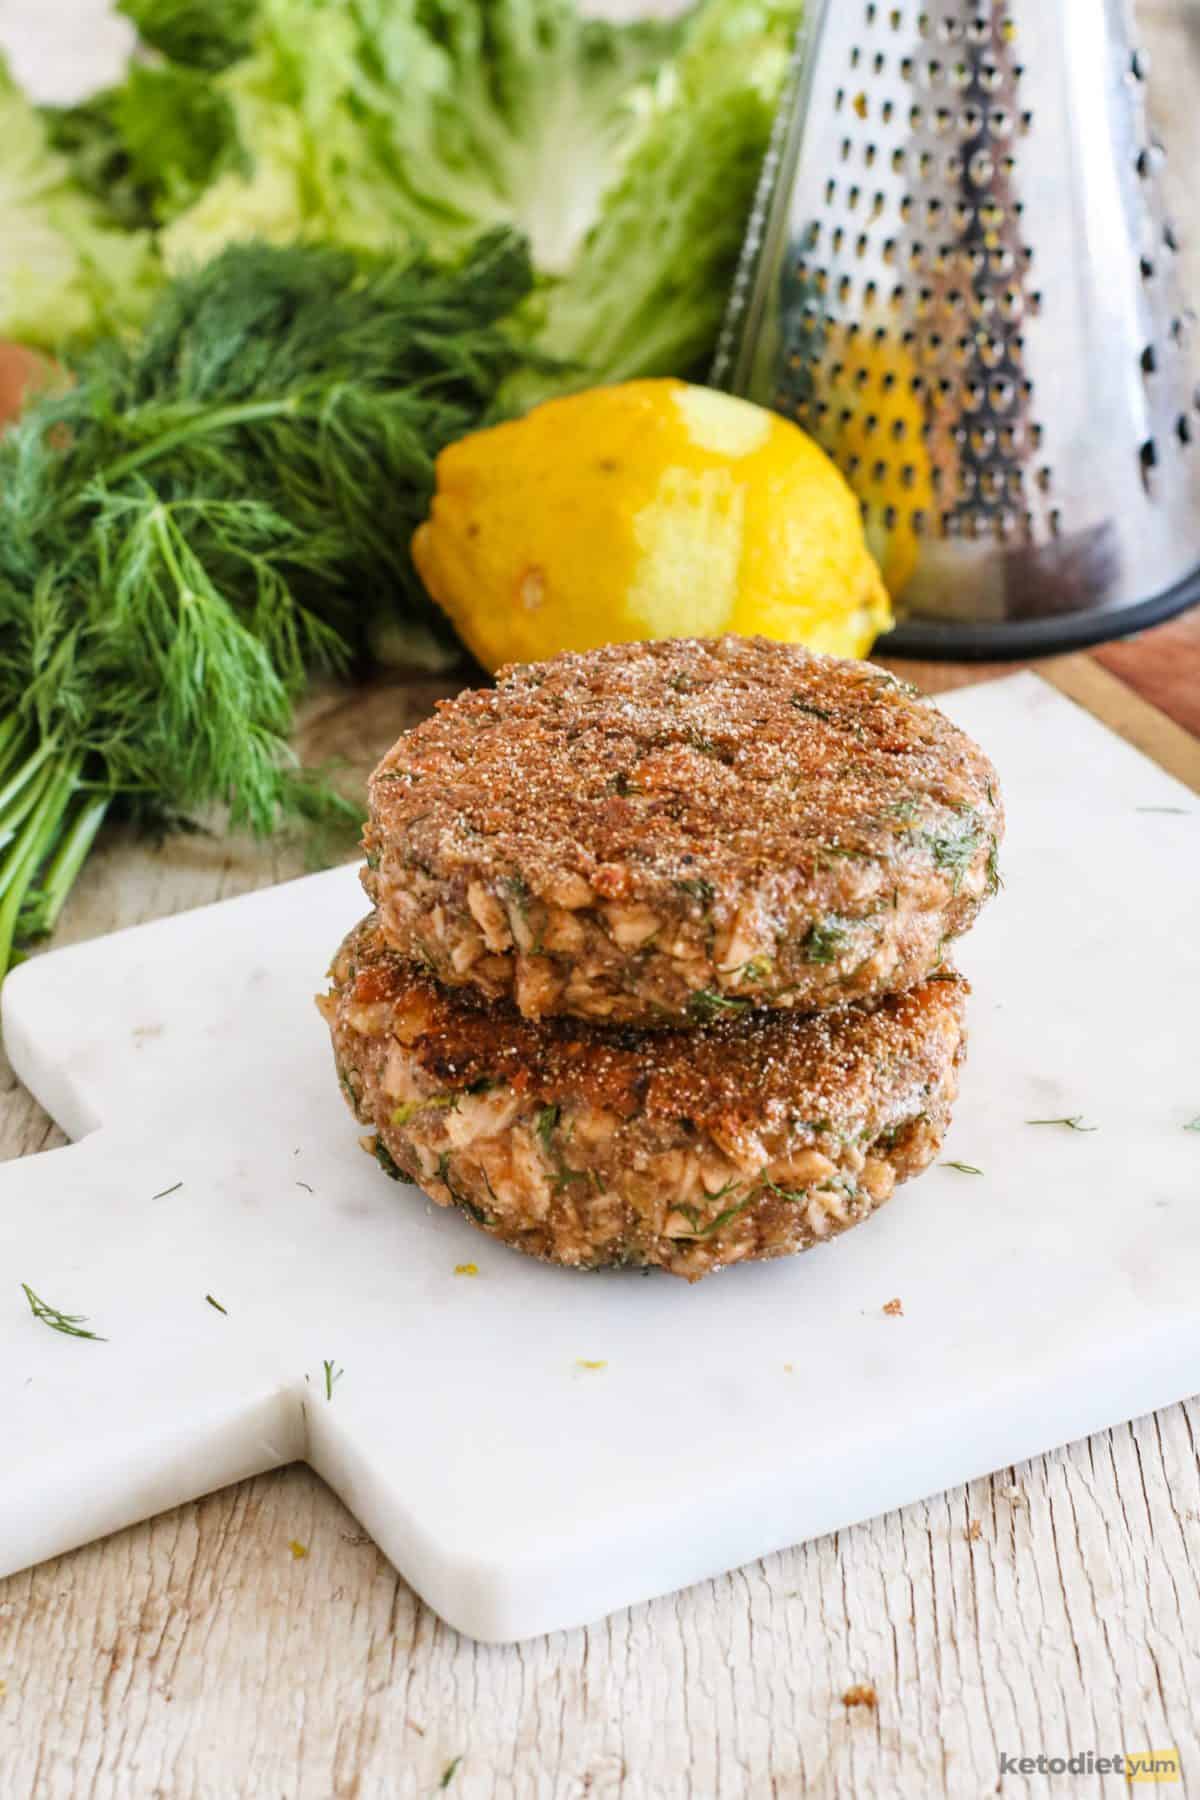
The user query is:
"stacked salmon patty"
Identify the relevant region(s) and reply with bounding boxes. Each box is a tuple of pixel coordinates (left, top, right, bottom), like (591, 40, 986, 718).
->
(319, 636, 1002, 1279)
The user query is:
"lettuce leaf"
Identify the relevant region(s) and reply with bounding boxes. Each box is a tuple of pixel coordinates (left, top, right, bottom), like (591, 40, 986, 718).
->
(0, 57, 160, 350)
(161, 0, 685, 274)
(508, 0, 799, 401)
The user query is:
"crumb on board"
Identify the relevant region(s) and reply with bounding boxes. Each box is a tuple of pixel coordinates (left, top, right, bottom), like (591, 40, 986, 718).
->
(783, 1362, 794, 1373)
(964, 1519, 983, 1542)
(882, 1297, 903, 1317)
(999, 1485, 1028, 1506)
(454, 1263, 478, 1277)
(576, 1359, 608, 1371)
(288, 1540, 308, 1560)
(842, 1683, 877, 1710)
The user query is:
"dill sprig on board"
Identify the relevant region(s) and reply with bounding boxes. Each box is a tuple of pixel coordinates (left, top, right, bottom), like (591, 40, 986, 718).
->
(21, 1281, 107, 1340)
(0, 230, 537, 974)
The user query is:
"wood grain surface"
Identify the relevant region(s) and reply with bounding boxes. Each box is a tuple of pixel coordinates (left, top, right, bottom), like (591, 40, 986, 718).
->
(2, 1, 1199, 1794)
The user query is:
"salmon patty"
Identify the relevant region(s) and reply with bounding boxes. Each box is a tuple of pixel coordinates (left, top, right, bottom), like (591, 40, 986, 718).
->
(362, 636, 1002, 1026)
(319, 912, 968, 1281)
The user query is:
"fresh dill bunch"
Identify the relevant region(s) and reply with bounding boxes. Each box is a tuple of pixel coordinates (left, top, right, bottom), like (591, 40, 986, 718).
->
(0, 229, 537, 973)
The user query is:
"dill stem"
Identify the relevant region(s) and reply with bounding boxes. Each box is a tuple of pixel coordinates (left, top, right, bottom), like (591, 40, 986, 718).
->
(30, 793, 110, 937)
(0, 733, 58, 833)
(0, 748, 85, 975)
(93, 397, 301, 490)
(0, 752, 60, 871)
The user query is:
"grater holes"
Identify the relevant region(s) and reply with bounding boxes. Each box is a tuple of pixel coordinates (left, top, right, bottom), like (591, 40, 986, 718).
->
(1139, 438, 1157, 494)
(1164, 223, 1180, 254)
(1178, 415, 1193, 448)
(889, 8, 902, 29)
(1140, 257, 1155, 282)
(835, 87, 845, 111)
(1130, 48, 1149, 81)
(1141, 345, 1158, 376)
(936, 16, 962, 41)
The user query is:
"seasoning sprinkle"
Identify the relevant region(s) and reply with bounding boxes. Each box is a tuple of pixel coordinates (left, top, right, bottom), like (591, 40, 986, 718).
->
(1027, 1115, 1097, 1132)
(943, 1160, 983, 1175)
(205, 1294, 228, 1315)
(323, 1359, 343, 1401)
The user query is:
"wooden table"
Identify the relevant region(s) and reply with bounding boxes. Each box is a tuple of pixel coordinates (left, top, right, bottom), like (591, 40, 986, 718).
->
(3, 2, 1200, 1794)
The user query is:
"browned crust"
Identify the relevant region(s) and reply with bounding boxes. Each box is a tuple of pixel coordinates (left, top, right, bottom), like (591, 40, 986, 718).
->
(319, 913, 969, 1280)
(362, 635, 1002, 1024)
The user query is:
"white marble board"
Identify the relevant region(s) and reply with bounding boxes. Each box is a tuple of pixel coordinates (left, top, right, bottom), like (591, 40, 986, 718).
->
(0, 673, 1197, 1643)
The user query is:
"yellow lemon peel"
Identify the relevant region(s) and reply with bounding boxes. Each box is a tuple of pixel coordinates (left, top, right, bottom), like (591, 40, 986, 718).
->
(412, 378, 891, 671)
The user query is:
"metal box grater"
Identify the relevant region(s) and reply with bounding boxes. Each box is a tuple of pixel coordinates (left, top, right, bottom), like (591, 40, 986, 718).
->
(713, 0, 1200, 656)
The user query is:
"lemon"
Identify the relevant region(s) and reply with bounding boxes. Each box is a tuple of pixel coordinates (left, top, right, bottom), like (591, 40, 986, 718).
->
(411, 378, 891, 672)
(806, 326, 937, 601)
